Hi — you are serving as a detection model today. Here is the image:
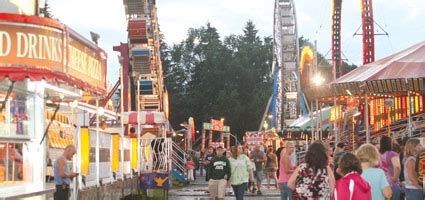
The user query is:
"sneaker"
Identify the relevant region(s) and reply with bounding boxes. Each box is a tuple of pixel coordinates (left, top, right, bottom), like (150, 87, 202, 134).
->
(257, 190, 262, 195)
(252, 187, 257, 194)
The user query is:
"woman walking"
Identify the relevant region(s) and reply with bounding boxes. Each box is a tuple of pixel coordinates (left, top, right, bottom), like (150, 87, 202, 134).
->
(265, 147, 279, 189)
(288, 142, 335, 199)
(356, 144, 392, 200)
(379, 136, 401, 200)
(403, 138, 423, 200)
(278, 142, 295, 200)
(229, 145, 253, 200)
(243, 146, 256, 193)
(334, 153, 372, 200)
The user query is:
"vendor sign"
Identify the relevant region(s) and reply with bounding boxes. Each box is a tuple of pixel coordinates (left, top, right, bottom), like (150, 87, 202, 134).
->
(244, 131, 264, 145)
(0, 13, 107, 95)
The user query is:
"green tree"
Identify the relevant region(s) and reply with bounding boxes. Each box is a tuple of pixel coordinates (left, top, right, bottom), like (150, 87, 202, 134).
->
(162, 21, 273, 145)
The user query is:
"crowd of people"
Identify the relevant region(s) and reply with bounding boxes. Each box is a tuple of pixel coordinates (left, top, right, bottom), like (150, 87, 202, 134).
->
(188, 135, 424, 200)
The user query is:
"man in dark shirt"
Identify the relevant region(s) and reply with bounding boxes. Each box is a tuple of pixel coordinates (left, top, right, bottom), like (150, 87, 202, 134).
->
(275, 141, 285, 178)
(207, 146, 231, 200)
(203, 146, 215, 181)
(250, 144, 267, 195)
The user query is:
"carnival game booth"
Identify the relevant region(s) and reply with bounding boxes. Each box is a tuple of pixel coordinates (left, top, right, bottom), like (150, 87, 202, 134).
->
(121, 111, 172, 197)
(309, 41, 425, 149)
(0, 12, 111, 199)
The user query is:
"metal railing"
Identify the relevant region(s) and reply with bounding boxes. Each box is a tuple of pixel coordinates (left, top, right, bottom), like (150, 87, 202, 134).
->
(139, 137, 171, 172)
(171, 142, 188, 174)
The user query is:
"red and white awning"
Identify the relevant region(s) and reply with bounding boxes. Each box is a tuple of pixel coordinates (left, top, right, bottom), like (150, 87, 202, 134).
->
(122, 111, 166, 125)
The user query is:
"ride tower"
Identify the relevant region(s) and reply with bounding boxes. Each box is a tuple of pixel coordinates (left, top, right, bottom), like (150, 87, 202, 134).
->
(271, 0, 301, 131)
(120, 0, 166, 115)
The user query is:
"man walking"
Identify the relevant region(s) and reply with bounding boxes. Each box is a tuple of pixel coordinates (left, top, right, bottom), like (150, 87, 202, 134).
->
(208, 146, 231, 200)
(54, 145, 78, 200)
(250, 144, 267, 195)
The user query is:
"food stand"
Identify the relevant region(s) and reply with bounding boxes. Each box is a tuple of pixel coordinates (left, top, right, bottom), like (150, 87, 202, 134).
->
(0, 12, 113, 199)
(308, 41, 425, 148)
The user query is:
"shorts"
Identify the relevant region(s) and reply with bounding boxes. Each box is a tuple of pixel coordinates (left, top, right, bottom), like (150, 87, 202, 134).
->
(265, 167, 277, 173)
(254, 170, 263, 182)
(208, 179, 227, 198)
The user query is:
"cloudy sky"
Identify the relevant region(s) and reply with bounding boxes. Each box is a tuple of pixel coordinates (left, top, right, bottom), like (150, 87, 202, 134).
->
(49, 0, 425, 83)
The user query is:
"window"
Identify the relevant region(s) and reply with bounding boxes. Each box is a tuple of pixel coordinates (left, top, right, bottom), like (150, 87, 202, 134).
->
(0, 143, 24, 184)
(0, 81, 36, 138)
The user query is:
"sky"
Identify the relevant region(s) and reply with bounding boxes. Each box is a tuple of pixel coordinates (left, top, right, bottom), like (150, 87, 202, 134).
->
(49, 0, 425, 84)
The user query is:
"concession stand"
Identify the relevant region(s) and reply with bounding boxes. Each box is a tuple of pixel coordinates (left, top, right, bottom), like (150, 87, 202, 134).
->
(0, 13, 111, 199)
(308, 41, 425, 149)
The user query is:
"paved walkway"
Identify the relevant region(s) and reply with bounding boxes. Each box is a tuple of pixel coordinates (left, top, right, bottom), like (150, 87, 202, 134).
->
(169, 171, 281, 200)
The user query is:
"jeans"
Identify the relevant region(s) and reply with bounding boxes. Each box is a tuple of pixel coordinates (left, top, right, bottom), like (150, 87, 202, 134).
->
(199, 162, 204, 176)
(391, 184, 401, 200)
(232, 183, 248, 200)
(279, 183, 293, 200)
(405, 188, 424, 200)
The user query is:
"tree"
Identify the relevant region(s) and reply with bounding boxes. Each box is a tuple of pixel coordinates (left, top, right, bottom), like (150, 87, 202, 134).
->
(161, 21, 273, 145)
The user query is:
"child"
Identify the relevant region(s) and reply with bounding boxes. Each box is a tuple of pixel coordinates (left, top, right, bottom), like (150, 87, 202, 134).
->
(186, 157, 195, 182)
(333, 153, 371, 200)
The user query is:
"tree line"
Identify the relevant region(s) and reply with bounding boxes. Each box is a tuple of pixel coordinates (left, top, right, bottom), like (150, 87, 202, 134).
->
(161, 21, 357, 147)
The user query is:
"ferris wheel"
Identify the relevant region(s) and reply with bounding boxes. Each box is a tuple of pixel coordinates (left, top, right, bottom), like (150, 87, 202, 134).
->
(271, 0, 300, 131)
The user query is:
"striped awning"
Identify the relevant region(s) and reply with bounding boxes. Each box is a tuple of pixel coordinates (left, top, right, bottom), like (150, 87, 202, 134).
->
(312, 41, 425, 98)
(122, 111, 166, 125)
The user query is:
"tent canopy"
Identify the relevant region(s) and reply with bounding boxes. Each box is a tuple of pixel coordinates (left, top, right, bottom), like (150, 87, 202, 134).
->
(287, 107, 331, 131)
(312, 41, 425, 98)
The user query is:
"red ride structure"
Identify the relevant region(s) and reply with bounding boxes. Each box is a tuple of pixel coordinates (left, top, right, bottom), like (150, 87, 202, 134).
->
(332, 0, 376, 79)
(361, 0, 375, 64)
(332, 0, 343, 79)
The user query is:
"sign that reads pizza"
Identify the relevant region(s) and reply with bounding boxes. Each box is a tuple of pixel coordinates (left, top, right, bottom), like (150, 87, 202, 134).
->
(67, 34, 106, 90)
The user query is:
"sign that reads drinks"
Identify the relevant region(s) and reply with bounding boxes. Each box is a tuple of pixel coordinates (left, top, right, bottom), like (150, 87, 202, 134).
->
(0, 14, 107, 93)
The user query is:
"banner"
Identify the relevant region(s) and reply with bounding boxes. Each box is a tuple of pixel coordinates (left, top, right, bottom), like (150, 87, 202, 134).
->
(139, 172, 171, 189)
(80, 127, 90, 175)
(188, 117, 195, 141)
(131, 138, 138, 170)
(112, 134, 120, 172)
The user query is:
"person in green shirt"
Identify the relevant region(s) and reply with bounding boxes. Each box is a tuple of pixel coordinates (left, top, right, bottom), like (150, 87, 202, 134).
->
(208, 146, 231, 200)
(229, 145, 254, 200)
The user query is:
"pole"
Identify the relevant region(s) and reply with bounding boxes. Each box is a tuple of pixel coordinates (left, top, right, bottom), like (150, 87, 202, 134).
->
(310, 100, 314, 141)
(334, 98, 338, 148)
(96, 100, 100, 187)
(365, 93, 370, 143)
(120, 63, 125, 179)
(209, 130, 213, 146)
(227, 134, 230, 150)
(201, 129, 205, 150)
(220, 132, 224, 144)
(407, 90, 412, 137)
(319, 100, 323, 140)
(137, 79, 141, 175)
(352, 116, 355, 151)
(316, 98, 319, 141)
